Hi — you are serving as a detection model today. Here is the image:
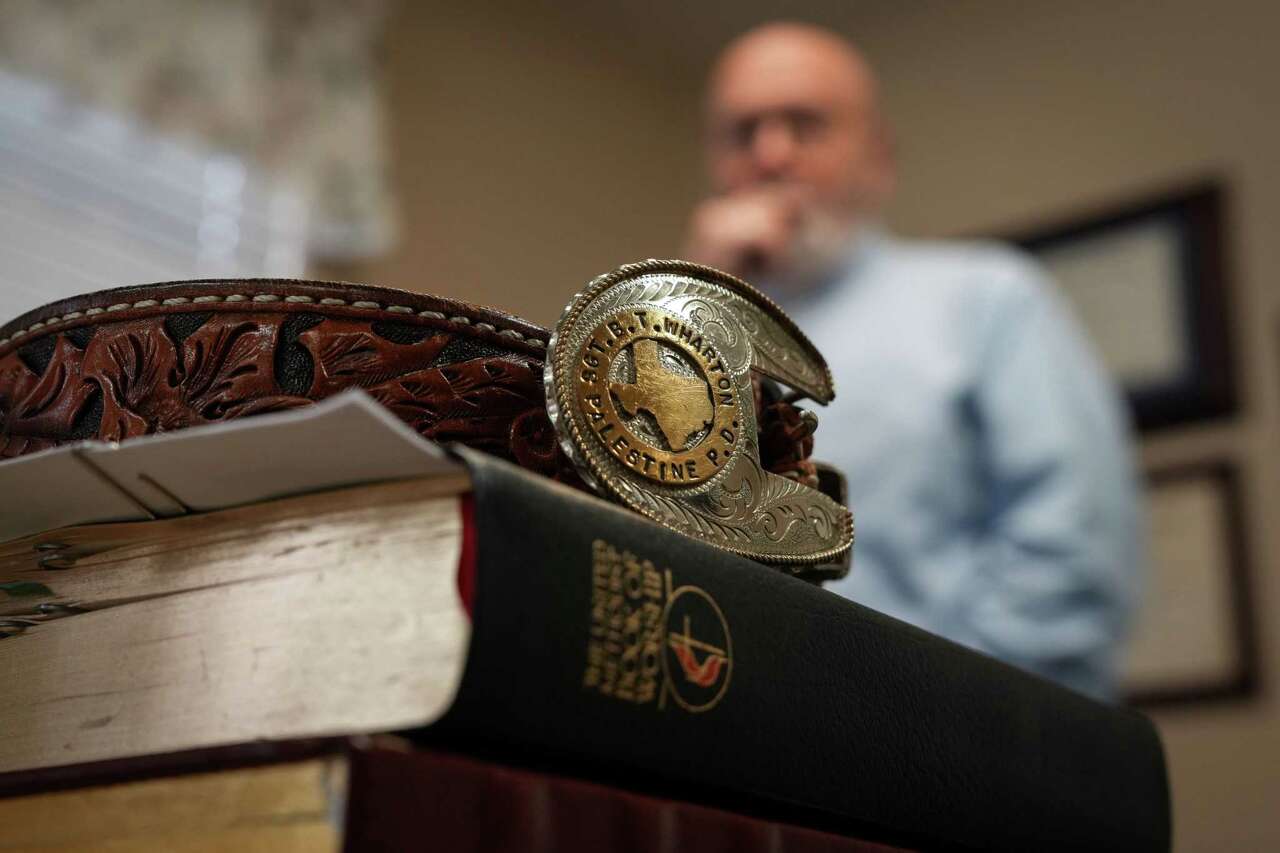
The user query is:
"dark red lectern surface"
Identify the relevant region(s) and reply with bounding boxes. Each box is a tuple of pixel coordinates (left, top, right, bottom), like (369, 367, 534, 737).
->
(0, 738, 913, 852)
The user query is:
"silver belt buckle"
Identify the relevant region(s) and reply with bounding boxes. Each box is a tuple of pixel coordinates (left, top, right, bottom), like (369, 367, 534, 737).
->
(545, 260, 852, 578)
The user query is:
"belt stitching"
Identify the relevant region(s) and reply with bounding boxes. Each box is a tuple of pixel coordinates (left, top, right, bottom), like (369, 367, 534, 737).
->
(0, 294, 548, 350)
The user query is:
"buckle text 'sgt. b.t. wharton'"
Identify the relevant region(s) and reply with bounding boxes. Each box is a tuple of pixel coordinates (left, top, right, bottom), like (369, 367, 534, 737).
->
(0, 261, 851, 579)
(546, 260, 852, 575)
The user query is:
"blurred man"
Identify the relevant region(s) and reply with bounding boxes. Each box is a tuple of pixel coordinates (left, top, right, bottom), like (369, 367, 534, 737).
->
(684, 22, 1143, 699)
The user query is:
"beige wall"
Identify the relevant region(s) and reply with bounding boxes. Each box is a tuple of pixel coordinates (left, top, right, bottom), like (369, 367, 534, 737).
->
(349, 2, 1278, 849)
(329, 2, 705, 325)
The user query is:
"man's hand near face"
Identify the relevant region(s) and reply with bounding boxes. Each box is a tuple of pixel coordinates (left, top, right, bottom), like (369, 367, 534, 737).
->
(683, 186, 812, 280)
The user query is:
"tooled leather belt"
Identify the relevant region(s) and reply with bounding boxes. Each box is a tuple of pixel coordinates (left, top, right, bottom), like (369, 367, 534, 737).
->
(0, 261, 853, 579)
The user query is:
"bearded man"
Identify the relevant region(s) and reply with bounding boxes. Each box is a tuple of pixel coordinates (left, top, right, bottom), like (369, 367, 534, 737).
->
(684, 23, 1143, 699)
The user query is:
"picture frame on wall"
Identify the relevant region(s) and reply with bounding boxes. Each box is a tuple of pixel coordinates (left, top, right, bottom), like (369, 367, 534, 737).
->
(1121, 460, 1259, 707)
(1004, 181, 1237, 433)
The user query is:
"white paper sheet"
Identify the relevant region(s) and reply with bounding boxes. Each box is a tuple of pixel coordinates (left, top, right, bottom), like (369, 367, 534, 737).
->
(0, 390, 463, 542)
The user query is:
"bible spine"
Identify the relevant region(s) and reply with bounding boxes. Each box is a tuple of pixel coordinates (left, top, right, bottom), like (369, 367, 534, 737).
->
(439, 450, 1170, 853)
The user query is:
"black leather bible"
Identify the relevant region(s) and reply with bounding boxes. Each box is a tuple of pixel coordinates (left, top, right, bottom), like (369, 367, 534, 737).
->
(441, 449, 1171, 852)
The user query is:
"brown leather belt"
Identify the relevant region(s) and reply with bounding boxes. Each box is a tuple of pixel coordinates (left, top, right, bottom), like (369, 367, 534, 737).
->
(0, 279, 821, 496)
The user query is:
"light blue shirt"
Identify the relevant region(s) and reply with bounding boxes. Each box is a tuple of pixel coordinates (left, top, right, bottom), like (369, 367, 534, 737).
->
(780, 231, 1144, 700)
